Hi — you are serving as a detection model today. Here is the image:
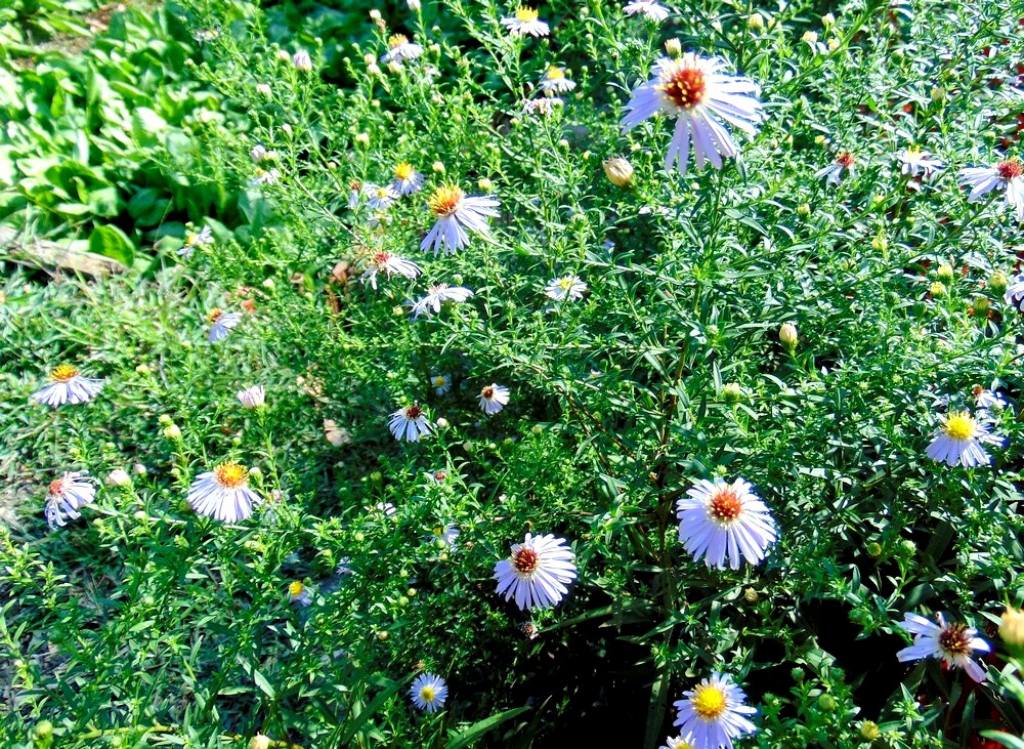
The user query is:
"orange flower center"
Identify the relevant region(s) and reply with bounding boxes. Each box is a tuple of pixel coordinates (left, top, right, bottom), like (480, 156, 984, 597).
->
(938, 623, 971, 655)
(662, 66, 706, 110)
(48, 479, 64, 496)
(482, 386, 495, 399)
(428, 185, 464, 217)
(709, 487, 743, 522)
(372, 251, 391, 266)
(207, 307, 223, 323)
(405, 405, 423, 419)
(998, 159, 1023, 180)
(513, 547, 539, 574)
(837, 152, 855, 167)
(50, 363, 79, 382)
(214, 462, 248, 488)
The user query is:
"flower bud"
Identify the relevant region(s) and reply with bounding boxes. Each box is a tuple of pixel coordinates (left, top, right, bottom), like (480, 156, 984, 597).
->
(743, 587, 758, 603)
(822, 12, 835, 26)
(972, 296, 991, 315)
(929, 281, 947, 297)
(602, 157, 634, 188)
(989, 270, 1009, 293)
(817, 693, 837, 711)
(936, 263, 955, 281)
(859, 720, 881, 741)
(432, 160, 445, 173)
(722, 382, 744, 403)
(1000, 605, 1024, 655)
(827, 37, 840, 52)
(163, 423, 182, 440)
(746, 12, 764, 30)
(250, 735, 272, 749)
(478, 177, 493, 191)
(930, 86, 945, 101)
(133, 463, 148, 476)
(292, 49, 313, 73)
(796, 203, 810, 216)
(866, 541, 882, 557)
(664, 38, 682, 57)
(779, 322, 798, 349)
(355, 132, 369, 146)
(256, 83, 272, 97)
(106, 469, 131, 487)
(34, 720, 53, 739)
(802, 30, 819, 44)
(436, 417, 450, 428)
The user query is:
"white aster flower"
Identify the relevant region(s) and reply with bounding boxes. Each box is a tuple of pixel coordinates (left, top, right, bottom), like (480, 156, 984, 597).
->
(361, 250, 422, 289)
(367, 184, 399, 211)
(250, 167, 280, 186)
(958, 158, 1024, 220)
(375, 501, 397, 517)
(434, 523, 461, 547)
(898, 147, 943, 179)
(391, 162, 424, 196)
(545, 274, 588, 301)
(896, 612, 990, 683)
(430, 373, 452, 395)
(972, 384, 1007, 411)
(478, 383, 510, 414)
(421, 185, 499, 254)
(524, 97, 564, 116)
(288, 581, 312, 607)
(673, 673, 757, 749)
(410, 673, 448, 713)
(236, 385, 266, 409)
(676, 478, 777, 569)
(187, 462, 261, 522)
(539, 66, 576, 93)
(621, 53, 763, 175)
(178, 225, 214, 258)
(389, 403, 433, 442)
(925, 409, 1002, 467)
(494, 533, 577, 610)
(32, 364, 104, 407)
(382, 34, 424, 64)
(410, 283, 474, 318)
(500, 6, 550, 36)
(816, 151, 855, 185)
(193, 27, 220, 43)
(659, 736, 695, 749)
(624, 0, 670, 21)
(207, 308, 243, 343)
(44, 472, 97, 530)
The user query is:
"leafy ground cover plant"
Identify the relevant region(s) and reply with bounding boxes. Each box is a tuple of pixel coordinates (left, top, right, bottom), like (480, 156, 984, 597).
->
(2, 0, 1024, 747)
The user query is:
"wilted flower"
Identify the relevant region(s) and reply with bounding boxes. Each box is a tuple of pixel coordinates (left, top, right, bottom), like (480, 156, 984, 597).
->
(207, 308, 243, 343)
(898, 147, 943, 179)
(523, 97, 564, 116)
(323, 419, 351, 446)
(623, 0, 670, 21)
(500, 6, 549, 36)
(896, 612, 990, 683)
(925, 409, 1003, 467)
(539, 66, 576, 93)
(292, 49, 313, 72)
(237, 385, 266, 409)
(816, 151, 855, 185)
(676, 478, 777, 569)
(478, 383, 510, 415)
(187, 462, 261, 522)
(421, 185, 500, 254)
(430, 373, 452, 395)
(621, 53, 764, 175)
(545, 275, 588, 301)
(45, 472, 97, 530)
(391, 162, 424, 196)
(32, 364, 104, 407)
(389, 404, 433, 442)
(410, 284, 474, 318)
(972, 384, 1007, 411)
(382, 34, 423, 64)
(410, 673, 448, 712)
(958, 159, 1024, 220)
(494, 533, 577, 610)
(361, 251, 422, 289)
(673, 674, 757, 749)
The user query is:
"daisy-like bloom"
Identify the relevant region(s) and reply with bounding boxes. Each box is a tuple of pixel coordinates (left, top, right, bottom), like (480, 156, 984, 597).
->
(621, 53, 764, 175)
(673, 674, 757, 749)
(972, 384, 1007, 411)
(925, 409, 1003, 467)
(421, 185, 500, 255)
(207, 308, 243, 343)
(288, 581, 312, 606)
(494, 533, 577, 610)
(382, 34, 424, 64)
(1005, 272, 1024, 311)
(676, 478, 777, 570)
(478, 383, 510, 415)
(410, 673, 448, 713)
(410, 284, 474, 318)
(391, 162, 424, 196)
(367, 184, 399, 211)
(186, 462, 261, 522)
(545, 274, 588, 301)
(389, 403, 433, 442)
(539, 66, 576, 93)
(500, 6, 549, 37)
(896, 612, 990, 683)
(430, 373, 452, 395)
(624, 0, 670, 22)
(898, 147, 944, 179)
(434, 523, 461, 548)
(659, 736, 695, 749)
(523, 97, 563, 116)
(193, 27, 220, 43)
(816, 152, 855, 185)
(250, 167, 280, 186)
(361, 251, 422, 290)
(32, 364, 104, 407)
(236, 385, 266, 409)
(958, 159, 1024, 220)
(178, 225, 214, 258)
(44, 472, 97, 530)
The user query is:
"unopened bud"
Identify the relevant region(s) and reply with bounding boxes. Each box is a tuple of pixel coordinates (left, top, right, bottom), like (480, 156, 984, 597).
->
(779, 322, 798, 349)
(602, 157, 634, 188)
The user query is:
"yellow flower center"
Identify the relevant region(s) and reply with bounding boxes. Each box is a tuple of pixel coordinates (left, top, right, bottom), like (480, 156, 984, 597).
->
(428, 185, 465, 217)
(50, 364, 79, 382)
(432, 376, 447, 387)
(419, 685, 437, 702)
(375, 187, 391, 198)
(692, 684, 727, 721)
(214, 462, 248, 488)
(546, 66, 564, 80)
(288, 581, 305, 597)
(395, 162, 415, 180)
(558, 277, 574, 290)
(207, 307, 223, 323)
(944, 412, 976, 441)
(388, 33, 409, 48)
(515, 6, 539, 21)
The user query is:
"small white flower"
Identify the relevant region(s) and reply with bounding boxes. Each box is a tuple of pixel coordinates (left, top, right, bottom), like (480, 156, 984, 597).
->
(361, 251, 422, 289)
(410, 284, 474, 318)
(237, 385, 266, 409)
(250, 167, 281, 186)
(434, 523, 461, 547)
(292, 49, 313, 72)
(32, 364, 104, 407)
(187, 462, 261, 522)
(389, 404, 433, 442)
(391, 162, 424, 196)
(44, 472, 97, 530)
(421, 185, 499, 254)
(925, 409, 1003, 467)
(539, 66, 576, 93)
(623, 0, 670, 21)
(494, 532, 577, 610)
(1006, 272, 1024, 311)
(676, 478, 777, 569)
(500, 6, 550, 36)
(178, 225, 214, 258)
(545, 275, 587, 301)
(407, 0, 421, 9)
(898, 147, 943, 179)
(896, 612, 990, 683)
(288, 581, 312, 606)
(375, 501, 397, 517)
(382, 34, 424, 64)
(958, 159, 1024, 220)
(816, 152, 855, 185)
(207, 308, 243, 343)
(410, 673, 448, 713)
(478, 383, 510, 415)
(250, 144, 269, 162)
(430, 373, 452, 395)
(367, 183, 399, 211)
(621, 53, 764, 175)
(523, 97, 564, 116)
(193, 28, 220, 43)
(673, 673, 757, 749)
(658, 736, 695, 749)
(972, 384, 1007, 412)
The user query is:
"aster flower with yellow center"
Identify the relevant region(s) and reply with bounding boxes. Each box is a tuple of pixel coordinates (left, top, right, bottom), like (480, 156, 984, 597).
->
(925, 409, 1003, 467)
(673, 674, 757, 749)
(381, 33, 424, 64)
(32, 364, 104, 408)
(187, 462, 261, 522)
(430, 373, 452, 395)
(539, 65, 576, 93)
(494, 532, 576, 610)
(391, 162, 424, 196)
(178, 225, 213, 258)
(410, 673, 448, 712)
(545, 274, 588, 301)
(44, 471, 97, 530)
(896, 612, 990, 683)
(623, 0, 670, 22)
(676, 478, 777, 569)
(288, 581, 312, 606)
(659, 736, 696, 749)
(500, 6, 549, 36)
(898, 146, 943, 179)
(367, 184, 398, 211)
(959, 158, 1024, 220)
(409, 283, 474, 318)
(421, 185, 499, 254)
(622, 52, 763, 175)
(207, 307, 243, 343)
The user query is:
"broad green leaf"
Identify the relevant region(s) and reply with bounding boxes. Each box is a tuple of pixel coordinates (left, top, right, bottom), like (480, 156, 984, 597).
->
(88, 224, 135, 266)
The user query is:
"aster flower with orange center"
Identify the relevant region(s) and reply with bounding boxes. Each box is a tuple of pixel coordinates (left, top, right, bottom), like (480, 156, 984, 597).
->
(621, 53, 763, 175)
(391, 162, 424, 196)
(207, 308, 243, 343)
(388, 403, 433, 442)
(539, 66, 576, 94)
(896, 612, 990, 683)
(623, 0, 670, 21)
(381, 34, 423, 64)
(44, 472, 97, 530)
(361, 251, 422, 290)
(32, 364, 104, 407)
(673, 674, 757, 749)
(187, 462, 260, 522)
(676, 478, 777, 569)
(816, 151, 856, 185)
(925, 409, 1003, 467)
(494, 532, 577, 610)
(478, 383, 510, 415)
(421, 185, 499, 254)
(500, 6, 549, 36)
(409, 283, 474, 318)
(958, 158, 1024, 220)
